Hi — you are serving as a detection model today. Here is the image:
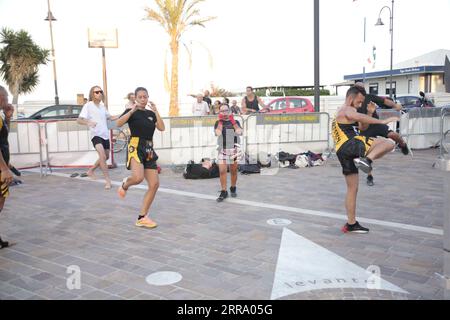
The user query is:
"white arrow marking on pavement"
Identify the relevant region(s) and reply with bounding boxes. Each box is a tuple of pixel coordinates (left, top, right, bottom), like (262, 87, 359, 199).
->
(271, 228, 408, 300)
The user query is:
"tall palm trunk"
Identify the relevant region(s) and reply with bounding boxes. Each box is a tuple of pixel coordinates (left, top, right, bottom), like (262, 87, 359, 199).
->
(169, 38, 179, 117)
(12, 94, 19, 105)
(11, 81, 19, 117)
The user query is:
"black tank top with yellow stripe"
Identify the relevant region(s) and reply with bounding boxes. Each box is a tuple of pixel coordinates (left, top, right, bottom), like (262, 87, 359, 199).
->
(331, 118, 359, 152)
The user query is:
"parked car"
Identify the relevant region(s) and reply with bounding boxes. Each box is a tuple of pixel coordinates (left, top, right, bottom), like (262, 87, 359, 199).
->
(372, 96, 394, 110)
(26, 104, 82, 120)
(266, 97, 314, 114)
(395, 92, 435, 112)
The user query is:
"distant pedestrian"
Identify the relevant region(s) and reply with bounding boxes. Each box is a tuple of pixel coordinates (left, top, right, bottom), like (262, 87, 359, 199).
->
(211, 100, 221, 115)
(241, 86, 269, 114)
(192, 93, 210, 116)
(230, 100, 241, 115)
(125, 92, 136, 109)
(203, 90, 212, 110)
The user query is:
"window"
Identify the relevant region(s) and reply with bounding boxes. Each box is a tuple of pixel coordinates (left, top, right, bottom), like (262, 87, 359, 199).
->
(40, 108, 59, 117)
(369, 83, 379, 95)
(385, 81, 396, 95)
(408, 80, 413, 94)
(396, 97, 406, 105)
(71, 107, 81, 115)
(270, 100, 287, 110)
(278, 99, 287, 110)
(406, 97, 420, 105)
(290, 98, 306, 108)
(431, 74, 444, 92)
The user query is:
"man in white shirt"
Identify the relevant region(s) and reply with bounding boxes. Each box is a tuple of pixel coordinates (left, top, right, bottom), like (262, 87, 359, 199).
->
(77, 86, 118, 189)
(192, 94, 210, 116)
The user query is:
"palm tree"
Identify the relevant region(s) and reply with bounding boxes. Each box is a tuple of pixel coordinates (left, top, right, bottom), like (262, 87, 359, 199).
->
(145, 0, 215, 116)
(0, 28, 49, 106)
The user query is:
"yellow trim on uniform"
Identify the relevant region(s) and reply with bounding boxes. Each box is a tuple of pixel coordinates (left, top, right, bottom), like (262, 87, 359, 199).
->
(354, 136, 374, 154)
(127, 137, 141, 168)
(1, 180, 9, 198)
(331, 118, 349, 152)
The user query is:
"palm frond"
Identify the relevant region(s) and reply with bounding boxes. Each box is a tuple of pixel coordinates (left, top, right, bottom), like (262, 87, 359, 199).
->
(0, 28, 49, 97)
(145, 8, 169, 32)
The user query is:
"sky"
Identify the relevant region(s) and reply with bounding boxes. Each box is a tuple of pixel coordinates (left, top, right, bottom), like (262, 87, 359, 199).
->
(0, 0, 449, 115)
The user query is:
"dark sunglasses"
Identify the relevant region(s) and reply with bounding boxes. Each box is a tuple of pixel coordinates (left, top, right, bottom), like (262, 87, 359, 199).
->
(94, 90, 103, 94)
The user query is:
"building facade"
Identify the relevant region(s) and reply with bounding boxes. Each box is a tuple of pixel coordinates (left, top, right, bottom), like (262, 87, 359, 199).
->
(343, 49, 450, 96)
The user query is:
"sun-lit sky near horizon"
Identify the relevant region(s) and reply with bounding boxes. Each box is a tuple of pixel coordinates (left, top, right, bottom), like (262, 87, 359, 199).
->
(0, 0, 449, 115)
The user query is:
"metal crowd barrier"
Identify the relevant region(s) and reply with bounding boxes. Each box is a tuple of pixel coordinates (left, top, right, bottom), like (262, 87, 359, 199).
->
(10, 119, 101, 176)
(9, 120, 45, 176)
(376, 109, 402, 133)
(153, 115, 245, 164)
(440, 107, 450, 158)
(400, 107, 448, 150)
(244, 112, 331, 158)
(10, 113, 333, 167)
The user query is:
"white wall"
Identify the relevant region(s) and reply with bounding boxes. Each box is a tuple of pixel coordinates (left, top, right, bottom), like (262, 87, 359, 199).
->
(362, 73, 445, 96)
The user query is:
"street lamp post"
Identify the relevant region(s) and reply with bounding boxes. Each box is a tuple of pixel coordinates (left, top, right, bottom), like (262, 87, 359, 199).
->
(314, 0, 320, 112)
(375, 0, 394, 99)
(45, 0, 59, 105)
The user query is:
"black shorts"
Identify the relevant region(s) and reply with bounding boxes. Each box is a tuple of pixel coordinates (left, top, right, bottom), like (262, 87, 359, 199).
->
(337, 137, 373, 176)
(361, 124, 393, 138)
(127, 137, 158, 170)
(91, 136, 110, 151)
(0, 148, 9, 198)
(1, 147, 9, 165)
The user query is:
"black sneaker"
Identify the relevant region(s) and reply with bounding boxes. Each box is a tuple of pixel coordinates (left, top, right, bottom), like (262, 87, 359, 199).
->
(353, 157, 372, 174)
(0, 237, 9, 249)
(217, 190, 228, 202)
(342, 221, 369, 234)
(230, 186, 237, 198)
(10, 166, 21, 176)
(367, 175, 374, 186)
(400, 143, 409, 155)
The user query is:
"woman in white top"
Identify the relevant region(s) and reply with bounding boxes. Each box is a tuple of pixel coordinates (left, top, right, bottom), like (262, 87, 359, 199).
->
(77, 86, 119, 189)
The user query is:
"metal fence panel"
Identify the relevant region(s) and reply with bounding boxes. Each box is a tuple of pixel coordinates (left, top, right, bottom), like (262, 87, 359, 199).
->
(244, 112, 330, 158)
(43, 119, 107, 169)
(400, 107, 449, 149)
(154, 115, 245, 164)
(9, 120, 43, 172)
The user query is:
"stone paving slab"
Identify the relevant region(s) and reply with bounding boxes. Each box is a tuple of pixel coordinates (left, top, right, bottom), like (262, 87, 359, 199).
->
(0, 149, 447, 300)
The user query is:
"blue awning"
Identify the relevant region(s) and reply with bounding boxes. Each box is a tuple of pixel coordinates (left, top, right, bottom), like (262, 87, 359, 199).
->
(344, 65, 445, 81)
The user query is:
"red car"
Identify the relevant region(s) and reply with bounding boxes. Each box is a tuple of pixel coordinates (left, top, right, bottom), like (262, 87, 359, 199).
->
(266, 97, 314, 114)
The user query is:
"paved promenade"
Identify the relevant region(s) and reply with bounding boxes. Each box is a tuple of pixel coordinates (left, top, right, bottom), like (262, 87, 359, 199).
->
(0, 148, 447, 300)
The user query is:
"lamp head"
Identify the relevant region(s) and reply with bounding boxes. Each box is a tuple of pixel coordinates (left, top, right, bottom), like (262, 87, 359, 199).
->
(375, 17, 384, 26)
(45, 11, 57, 21)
